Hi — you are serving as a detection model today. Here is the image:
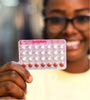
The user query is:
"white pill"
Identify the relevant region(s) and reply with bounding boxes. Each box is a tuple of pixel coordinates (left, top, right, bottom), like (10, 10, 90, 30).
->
(54, 51, 58, 55)
(60, 45, 64, 49)
(29, 57, 32, 61)
(35, 57, 39, 61)
(61, 56, 64, 60)
(54, 57, 58, 60)
(48, 57, 52, 61)
(41, 45, 44, 49)
(21, 45, 26, 49)
(47, 51, 51, 55)
(42, 57, 45, 61)
(29, 51, 32, 55)
(47, 45, 51, 49)
(54, 45, 58, 49)
(35, 45, 38, 49)
(22, 57, 26, 61)
(60, 51, 64, 54)
(22, 52, 26, 55)
(35, 51, 38, 55)
(41, 51, 45, 55)
(28, 45, 32, 49)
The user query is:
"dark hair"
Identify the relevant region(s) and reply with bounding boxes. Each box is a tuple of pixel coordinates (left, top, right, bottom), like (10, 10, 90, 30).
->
(43, 0, 48, 7)
(42, 0, 49, 39)
(43, 0, 49, 16)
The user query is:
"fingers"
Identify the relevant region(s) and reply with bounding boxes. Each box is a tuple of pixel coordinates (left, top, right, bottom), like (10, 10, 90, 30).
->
(0, 71, 26, 91)
(0, 61, 33, 83)
(0, 81, 25, 99)
(0, 62, 32, 99)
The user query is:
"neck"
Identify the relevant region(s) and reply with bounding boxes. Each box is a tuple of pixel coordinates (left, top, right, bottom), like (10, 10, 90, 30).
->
(64, 55, 89, 73)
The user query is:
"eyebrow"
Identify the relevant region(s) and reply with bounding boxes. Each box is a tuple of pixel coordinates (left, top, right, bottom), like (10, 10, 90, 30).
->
(75, 8, 90, 12)
(49, 9, 65, 14)
(48, 8, 90, 14)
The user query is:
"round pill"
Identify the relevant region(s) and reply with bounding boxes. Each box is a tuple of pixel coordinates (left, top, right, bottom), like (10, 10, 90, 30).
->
(28, 46, 32, 49)
(35, 57, 39, 61)
(48, 57, 52, 61)
(41, 45, 44, 49)
(22, 57, 26, 61)
(29, 51, 32, 55)
(60, 45, 64, 49)
(22, 63, 26, 68)
(22, 52, 26, 55)
(54, 57, 58, 60)
(54, 51, 58, 55)
(35, 51, 38, 55)
(60, 51, 64, 54)
(35, 63, 39, 67)
(41, 51, 45, 55)
(35, 45, 38, 49)
(47, 51, 51, 55)
(54, 63, 58, 67)
(47, 45, 51, 49)
(21, 45, 26, 49)
(54, 45, 58, 49)
(42, 57, 45, 61)
(60, 63, 64, 67)
(47, 63, 51, 67)
(28, 63, 33, 67)
(61, 56, 64, 60)
(29, 57, 32, 61)
(41, 63, 45, 67)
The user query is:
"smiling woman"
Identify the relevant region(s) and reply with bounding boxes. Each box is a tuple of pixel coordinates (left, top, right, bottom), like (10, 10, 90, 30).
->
(43, 0, 90, 73)
(0, 0, 90, 100)
(26, 0, 90, 100)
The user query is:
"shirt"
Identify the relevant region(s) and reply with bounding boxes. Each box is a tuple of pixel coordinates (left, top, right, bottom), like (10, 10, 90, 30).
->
(26, 69, 90, 100)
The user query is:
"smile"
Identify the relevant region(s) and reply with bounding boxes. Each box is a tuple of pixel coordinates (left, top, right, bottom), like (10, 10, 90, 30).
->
(66, 41, 80, 50)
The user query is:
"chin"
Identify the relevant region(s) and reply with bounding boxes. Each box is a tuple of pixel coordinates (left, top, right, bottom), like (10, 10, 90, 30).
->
(67, 50, 87, 62)
(66, 39, 89, 61)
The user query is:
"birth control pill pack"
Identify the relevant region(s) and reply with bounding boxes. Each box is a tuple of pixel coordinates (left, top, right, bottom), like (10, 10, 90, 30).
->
(18, 39, 67, 70)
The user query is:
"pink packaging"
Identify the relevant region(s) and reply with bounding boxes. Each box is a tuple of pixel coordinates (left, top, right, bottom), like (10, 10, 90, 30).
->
(18, 39, 67, 70)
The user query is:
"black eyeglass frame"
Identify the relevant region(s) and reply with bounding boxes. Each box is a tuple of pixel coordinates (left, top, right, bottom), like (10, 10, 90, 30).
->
(44, 14, 90, 33)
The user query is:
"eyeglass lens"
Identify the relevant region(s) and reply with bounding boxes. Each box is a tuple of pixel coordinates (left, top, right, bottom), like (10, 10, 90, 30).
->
(46, 15, 90, 33)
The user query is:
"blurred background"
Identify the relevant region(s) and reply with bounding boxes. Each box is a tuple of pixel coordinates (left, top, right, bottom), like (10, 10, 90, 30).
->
(0, 0, 44, 66)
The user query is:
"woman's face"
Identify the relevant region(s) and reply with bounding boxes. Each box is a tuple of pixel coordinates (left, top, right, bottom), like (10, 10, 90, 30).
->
(44, 0, 90, 62)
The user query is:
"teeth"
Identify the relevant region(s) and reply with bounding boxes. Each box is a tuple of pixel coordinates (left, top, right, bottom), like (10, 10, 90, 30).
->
(67, 41, 80, 46)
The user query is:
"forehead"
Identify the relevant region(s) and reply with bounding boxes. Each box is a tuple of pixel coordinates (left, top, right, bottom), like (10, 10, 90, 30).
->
(46, 0, 89, 8)
(46, 0, 89, 16)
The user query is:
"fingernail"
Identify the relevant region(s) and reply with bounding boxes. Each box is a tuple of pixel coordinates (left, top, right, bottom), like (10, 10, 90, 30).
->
(25, 90, 27, 94)
(27, 76, 33, 83)
(11, 61, 18, 64)
(24, 96, 26, 100)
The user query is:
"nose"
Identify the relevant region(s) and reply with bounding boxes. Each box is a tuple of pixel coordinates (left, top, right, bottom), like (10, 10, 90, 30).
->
(64, 22, 77, 36)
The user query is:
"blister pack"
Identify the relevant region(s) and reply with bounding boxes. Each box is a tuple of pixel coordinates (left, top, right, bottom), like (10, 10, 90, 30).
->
(18, 39, 67, 70)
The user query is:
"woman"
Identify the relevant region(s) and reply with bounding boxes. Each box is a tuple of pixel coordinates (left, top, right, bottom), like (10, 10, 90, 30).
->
(0, 0, 90, 99)
(43, 0, 90, 73)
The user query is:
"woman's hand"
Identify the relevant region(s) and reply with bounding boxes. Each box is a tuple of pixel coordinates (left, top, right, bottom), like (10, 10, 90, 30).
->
(0, 61, 33, 99)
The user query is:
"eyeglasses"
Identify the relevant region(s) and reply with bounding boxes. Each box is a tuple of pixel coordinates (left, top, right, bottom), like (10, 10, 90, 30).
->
(45, 14, 90, 34)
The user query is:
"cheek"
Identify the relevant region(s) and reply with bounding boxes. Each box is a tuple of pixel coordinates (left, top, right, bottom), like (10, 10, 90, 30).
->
(45, 29, 57, 39)
(82, 31, 90, 54)
(46, 30, 64, 39)
(84, 31, 89, 45)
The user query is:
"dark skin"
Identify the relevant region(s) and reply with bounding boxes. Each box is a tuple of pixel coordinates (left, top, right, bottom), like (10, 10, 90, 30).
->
(0, 61, 33, 99)
(0, 0, 89, 99)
